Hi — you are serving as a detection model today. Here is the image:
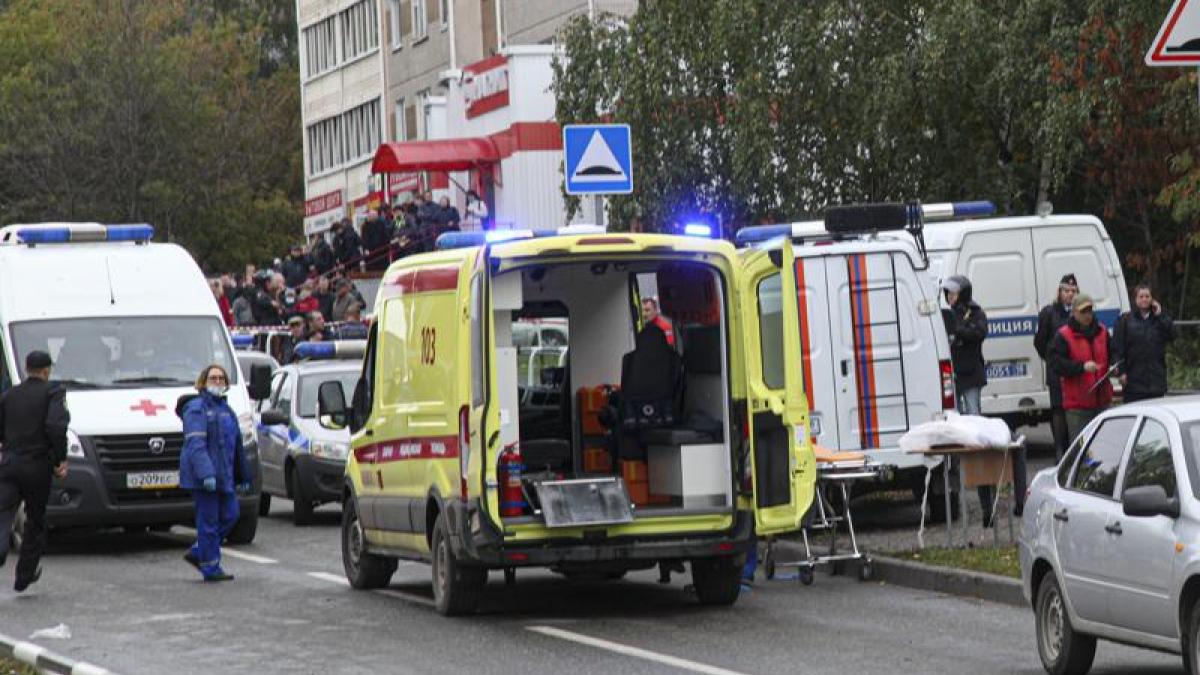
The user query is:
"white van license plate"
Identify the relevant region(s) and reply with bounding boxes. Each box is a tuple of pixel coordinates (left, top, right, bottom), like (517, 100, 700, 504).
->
(987, 361, 1028, 380)
(127, 471, 179, 490)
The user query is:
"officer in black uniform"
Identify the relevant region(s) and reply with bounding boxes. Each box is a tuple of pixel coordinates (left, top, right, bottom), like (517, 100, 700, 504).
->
(0, 351, 70, 593)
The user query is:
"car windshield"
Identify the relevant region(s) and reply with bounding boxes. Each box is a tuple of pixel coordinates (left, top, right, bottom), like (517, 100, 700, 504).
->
(297, 370, 360, 418)
(10, 317, 237, 389)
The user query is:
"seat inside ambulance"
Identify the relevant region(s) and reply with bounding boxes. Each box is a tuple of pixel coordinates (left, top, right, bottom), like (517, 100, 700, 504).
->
(494, 259, 733, 513)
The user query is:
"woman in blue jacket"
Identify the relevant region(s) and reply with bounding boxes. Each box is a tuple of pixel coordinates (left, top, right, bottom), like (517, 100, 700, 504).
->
(177, 364, 251, 582)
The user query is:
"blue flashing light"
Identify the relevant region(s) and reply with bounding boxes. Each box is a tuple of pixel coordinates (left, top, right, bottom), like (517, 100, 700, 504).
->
(105, 224, 155, 241)
(231, 334, 254, 349)
(435, 232, 488, 250)
(683, 223, 713, 238)
(734, 224, 792, 246)
(950, 201, 995, 218)
(17, 228, 71, 244)
(293, 342, 337, 360)
(486, 229, 533, 243)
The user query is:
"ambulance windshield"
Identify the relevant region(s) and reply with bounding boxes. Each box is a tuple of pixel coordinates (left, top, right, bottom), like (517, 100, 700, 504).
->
(10, 316, 237, 388)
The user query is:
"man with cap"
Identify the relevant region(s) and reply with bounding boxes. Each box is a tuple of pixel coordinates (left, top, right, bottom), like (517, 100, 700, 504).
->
(280, 315, 307, 365)
(0, 351, 70, 592)
(1049, 293, 1115, 443)
(1034, 273, 1078, 460)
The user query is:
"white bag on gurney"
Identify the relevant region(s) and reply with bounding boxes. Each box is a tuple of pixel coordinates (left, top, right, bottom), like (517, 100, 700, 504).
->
(898, 411, 1012, 452)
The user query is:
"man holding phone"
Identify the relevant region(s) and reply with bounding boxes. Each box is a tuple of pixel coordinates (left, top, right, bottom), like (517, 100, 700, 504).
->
(1114, 284, 1176, 403)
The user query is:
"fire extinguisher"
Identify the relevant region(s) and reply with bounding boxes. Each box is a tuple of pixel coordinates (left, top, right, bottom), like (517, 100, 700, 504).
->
(498, 442, 526, 517)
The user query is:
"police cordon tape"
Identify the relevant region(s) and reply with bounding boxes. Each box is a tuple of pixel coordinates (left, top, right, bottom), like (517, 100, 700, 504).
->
(0, 631, 118, 675)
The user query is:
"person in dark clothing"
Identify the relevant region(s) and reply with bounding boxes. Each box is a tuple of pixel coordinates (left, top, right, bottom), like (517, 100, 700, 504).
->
(251, 272, 283, 326)
(177, 365, 251, 582)
(360, 210, 390, 271)
(0, 351, 70, 592)
(941, 276, 1004, 525)
(331, 219, 363, 269)
(1115, 284, 1176, 403)
(437, 196, 461, 232)
(282, 245, 309, 288)
(309, 234, 336, 276)
(1049, 294, 1115, 444)
(1034, 273, 1078, 460)
(417, 191, 441, 227)
(313, 275, 335, 320)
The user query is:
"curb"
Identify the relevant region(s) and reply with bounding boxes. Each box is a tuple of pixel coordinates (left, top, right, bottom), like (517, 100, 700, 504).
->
(771, 540, 1026, 608)
(0, 632, 118, 675)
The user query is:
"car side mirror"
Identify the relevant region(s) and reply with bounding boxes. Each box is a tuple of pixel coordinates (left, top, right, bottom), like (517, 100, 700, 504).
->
(260, 409, 290, 426)
(317, 381, 348, 430)
(248, 364, 272, 401)
(1123, 485, 1180, 519)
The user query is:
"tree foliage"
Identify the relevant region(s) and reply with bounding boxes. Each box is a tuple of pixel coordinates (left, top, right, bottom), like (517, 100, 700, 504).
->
(553, 0, 1200, 315)
(0, 0, 301, 272)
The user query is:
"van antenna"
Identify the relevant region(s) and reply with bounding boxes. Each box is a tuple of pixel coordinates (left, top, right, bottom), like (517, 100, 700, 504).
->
(104, 256, 116, 305)
(905, 201, 930, 270)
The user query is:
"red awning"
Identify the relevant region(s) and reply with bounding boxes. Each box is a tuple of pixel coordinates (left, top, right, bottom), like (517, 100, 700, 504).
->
(371, 138, 500, 174)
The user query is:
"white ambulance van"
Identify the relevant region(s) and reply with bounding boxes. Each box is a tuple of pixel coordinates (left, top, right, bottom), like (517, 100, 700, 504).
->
(922, 211, 1130, 426)
(0, 223, 261, 543)
(736, 203, 961, 498)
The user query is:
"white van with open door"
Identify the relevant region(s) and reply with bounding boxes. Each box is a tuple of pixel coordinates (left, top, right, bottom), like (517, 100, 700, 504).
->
(923, 212, 1130, 425)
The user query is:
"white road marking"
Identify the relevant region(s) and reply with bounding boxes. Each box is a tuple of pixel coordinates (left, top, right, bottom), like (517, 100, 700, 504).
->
(220, 548, 278, 565)
(526, 625, 753, 675)
(375, 588, 435, 608)
(308, 572, 350, 586)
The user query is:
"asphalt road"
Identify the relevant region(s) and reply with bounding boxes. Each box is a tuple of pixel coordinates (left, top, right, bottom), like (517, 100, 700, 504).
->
(0, 493, 1185, 675)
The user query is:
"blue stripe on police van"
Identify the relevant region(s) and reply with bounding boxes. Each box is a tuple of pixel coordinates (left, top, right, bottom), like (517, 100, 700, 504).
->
(986, 308, 1121, 338)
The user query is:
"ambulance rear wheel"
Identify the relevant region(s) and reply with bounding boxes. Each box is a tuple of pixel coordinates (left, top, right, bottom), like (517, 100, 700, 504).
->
(690, 556, 742, 606)
(341, 498, 396, 590)
(432, 512, 484, 616)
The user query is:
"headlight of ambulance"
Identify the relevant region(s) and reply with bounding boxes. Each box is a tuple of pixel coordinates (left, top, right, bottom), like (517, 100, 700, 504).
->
(66, 429, 85, 459)
(312, 440, 349, 462)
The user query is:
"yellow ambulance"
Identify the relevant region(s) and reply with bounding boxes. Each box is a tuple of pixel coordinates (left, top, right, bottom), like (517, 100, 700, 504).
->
(317, 225, 815, 615)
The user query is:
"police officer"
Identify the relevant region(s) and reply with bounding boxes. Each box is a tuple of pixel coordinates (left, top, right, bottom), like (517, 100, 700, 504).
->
(1034, 273, 1078, 460)
(0, 351, 70, 593)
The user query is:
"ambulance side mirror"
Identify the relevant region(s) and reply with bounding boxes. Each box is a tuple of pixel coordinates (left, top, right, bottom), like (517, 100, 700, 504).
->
(248, 365, 272, 401)
(317, 381, 348, 430)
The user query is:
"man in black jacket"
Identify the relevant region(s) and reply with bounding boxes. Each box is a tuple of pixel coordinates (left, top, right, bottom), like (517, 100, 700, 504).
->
(1115, 284, 1176, 403)
(0, 351, 70, 592)
(331, 218, 363, 270)
(281, 245, 309, 288)
(1034, 273, 1077, 459)
(360, 210, 390, 271)
(309, 233, 335, 276)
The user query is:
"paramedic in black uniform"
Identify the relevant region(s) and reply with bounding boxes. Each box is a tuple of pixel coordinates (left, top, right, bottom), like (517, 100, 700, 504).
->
(0, 350, 70, 593)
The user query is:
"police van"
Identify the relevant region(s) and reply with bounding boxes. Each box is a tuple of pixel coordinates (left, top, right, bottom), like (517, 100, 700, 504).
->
(921, 211, 1129, 425)
(0, 223, 261, 543)
(736, 203, 961, 500)
(317, 226, 816, 614)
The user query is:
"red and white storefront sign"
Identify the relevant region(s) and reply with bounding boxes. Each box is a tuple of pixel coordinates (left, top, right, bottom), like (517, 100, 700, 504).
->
(303, 189, 344, 235)
(462, 55, 509, 119)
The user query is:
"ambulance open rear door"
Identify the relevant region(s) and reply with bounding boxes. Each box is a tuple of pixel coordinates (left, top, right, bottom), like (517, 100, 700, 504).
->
(741, 239, 814, 536)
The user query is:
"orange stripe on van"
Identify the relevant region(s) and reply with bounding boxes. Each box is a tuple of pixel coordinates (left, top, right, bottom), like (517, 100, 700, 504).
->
(848, 255, 881, 448)
(793, 259, 815, 409)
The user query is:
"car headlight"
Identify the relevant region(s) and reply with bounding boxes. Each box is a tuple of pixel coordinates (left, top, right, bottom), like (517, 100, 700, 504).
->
(66, 429, 85, 459)
(312, 440, 349, 461)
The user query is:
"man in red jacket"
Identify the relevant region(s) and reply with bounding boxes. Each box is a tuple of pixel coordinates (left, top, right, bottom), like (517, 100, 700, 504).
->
(1048, 294, 1115, 444)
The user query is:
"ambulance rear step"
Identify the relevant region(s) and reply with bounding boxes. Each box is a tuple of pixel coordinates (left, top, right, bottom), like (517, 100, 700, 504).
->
(529, 477, 635, 528)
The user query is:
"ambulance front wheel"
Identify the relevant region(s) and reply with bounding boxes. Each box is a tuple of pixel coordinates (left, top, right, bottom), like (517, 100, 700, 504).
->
(342, 497, 396, 590)
(432, 512, 485, 616)
(225, 509, 258, 545)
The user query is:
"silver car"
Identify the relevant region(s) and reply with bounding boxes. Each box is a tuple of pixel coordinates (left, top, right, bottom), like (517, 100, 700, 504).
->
(1020, 396, 1200, 675)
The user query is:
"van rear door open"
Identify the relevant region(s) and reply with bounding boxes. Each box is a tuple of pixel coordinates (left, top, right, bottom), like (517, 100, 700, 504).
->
(742, 239, 811, 536)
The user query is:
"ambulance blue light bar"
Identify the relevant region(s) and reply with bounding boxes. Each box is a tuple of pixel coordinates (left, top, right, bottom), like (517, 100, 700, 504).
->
(12, 223, 155, 245)
(683, 223, 713, 237)
(734, 200, 997, 245)
(436, 225, 609, 250)
(293, 340, 366, 361)
(231, 334, 255, 349)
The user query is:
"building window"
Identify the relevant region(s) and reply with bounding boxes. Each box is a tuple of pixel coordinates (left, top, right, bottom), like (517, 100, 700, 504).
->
(394, 98, 406, 141)
(411, 0, 427, 40)
(303, 15, 338, 78)
(404, 104, 417, 142)
(341, 0, 379, 62)
(306, 98, 382, 176)
(440, 0, 448, 28)
(387, 0, 402, 48)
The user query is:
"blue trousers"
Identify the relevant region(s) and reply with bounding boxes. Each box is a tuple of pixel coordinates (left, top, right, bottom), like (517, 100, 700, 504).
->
(192, 490, 239, 577)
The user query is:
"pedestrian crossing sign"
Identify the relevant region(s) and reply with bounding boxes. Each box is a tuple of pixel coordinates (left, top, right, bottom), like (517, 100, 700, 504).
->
(563, 124, 633, 195)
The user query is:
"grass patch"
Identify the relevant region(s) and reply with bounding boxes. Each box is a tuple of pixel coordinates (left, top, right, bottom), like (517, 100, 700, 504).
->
(894, 545, 1020, 578)
(0, 656, 38, 675)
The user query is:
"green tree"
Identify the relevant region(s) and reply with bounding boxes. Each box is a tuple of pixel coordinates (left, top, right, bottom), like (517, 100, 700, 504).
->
(0, 0, 301, 272)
